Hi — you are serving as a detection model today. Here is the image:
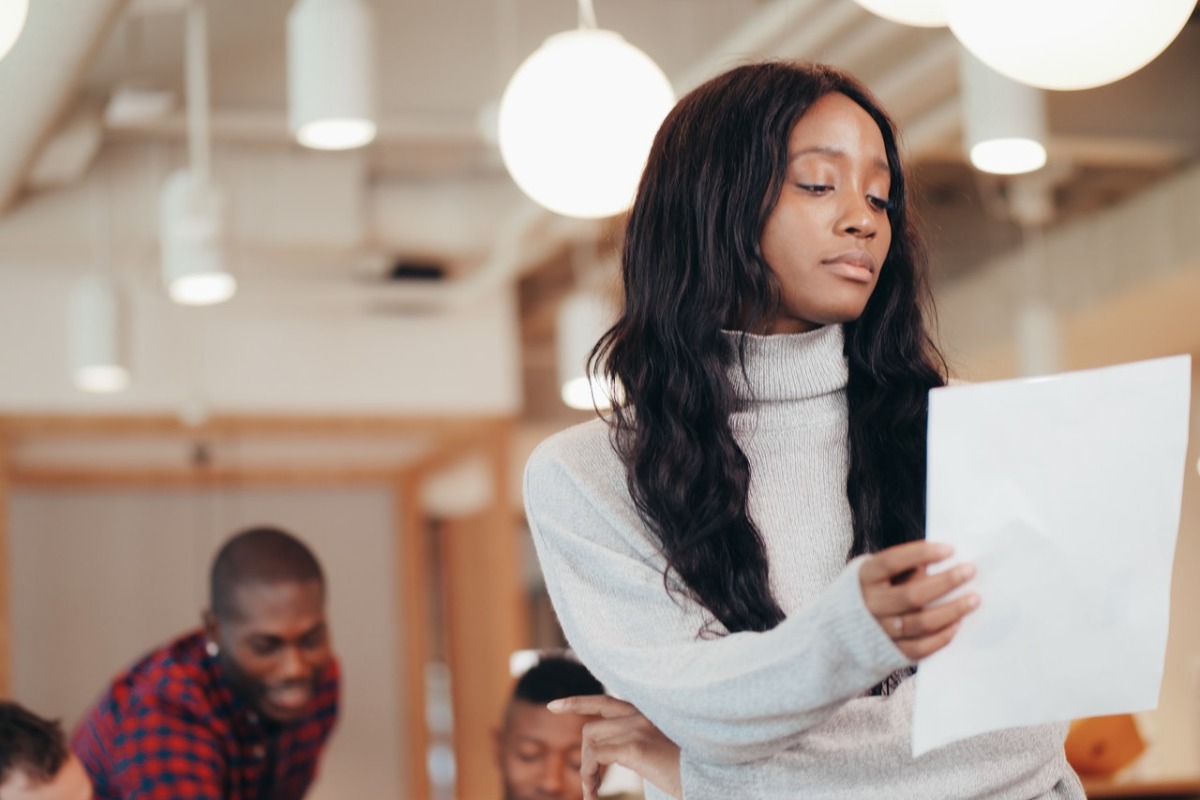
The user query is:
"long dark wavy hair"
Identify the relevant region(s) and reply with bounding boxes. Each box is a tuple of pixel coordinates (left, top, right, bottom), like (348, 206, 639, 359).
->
(591, 61, 946, 635)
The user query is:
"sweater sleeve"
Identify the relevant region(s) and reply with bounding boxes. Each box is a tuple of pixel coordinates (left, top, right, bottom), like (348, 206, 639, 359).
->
(524, 438, 912, 768)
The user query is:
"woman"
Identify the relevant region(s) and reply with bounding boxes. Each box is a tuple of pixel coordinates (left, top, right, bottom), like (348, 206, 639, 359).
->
(523, 61, 1083, 799)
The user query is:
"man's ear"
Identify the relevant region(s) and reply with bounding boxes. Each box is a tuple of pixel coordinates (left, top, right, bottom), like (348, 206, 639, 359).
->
(202, 609, 219, 645)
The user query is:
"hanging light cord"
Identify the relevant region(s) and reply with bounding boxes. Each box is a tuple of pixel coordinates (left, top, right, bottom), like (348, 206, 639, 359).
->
(577, 0, 597, 30)
(185, 0, 211, 182)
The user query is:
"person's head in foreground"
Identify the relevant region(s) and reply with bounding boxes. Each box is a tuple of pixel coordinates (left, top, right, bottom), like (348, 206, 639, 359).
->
(594, 60, 945, 636)
(494, 653, 607, 800)
(0, 702, 92, 800)
(203, 525, 334, 722)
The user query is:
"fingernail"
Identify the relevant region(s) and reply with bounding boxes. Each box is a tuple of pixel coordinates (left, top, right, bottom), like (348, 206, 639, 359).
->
(956, 564, 975, 580)
(547, 699, 565, 712)
(966, 594, 980, 609)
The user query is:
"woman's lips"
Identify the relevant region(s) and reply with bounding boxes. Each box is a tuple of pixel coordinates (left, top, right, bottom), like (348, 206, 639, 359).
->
(821, 252, 876, 283)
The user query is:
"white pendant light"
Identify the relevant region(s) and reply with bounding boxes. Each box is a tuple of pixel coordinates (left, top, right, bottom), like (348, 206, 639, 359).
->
(961, 48, 1047, 175)
(161, 169, 235, 305)
(851, 0, 947, 28)
(288, 0, 377, 150)
(498, 0, 675, 219)
(0, 0, 28, 62)
(162, 1, 235, 306)
(69, 274, 130, 394)
(945, 0, 1196, 91)
(558, 289, 617, 410)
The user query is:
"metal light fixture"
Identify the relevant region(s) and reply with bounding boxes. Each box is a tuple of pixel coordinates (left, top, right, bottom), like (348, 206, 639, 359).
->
(497, 0, 675, 219)
(287, 0, 377, 150)
(945, 0, 1196, 91)
(69, 274, 130, 394)
(0, 0, 29, 62)
(851, 0, 947, 28)
(961, 48, 1046, 176)
(162, 1, 235, 306)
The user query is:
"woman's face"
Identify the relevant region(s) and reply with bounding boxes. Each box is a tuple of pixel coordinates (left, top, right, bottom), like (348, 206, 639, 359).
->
(759, 91, 893, 334)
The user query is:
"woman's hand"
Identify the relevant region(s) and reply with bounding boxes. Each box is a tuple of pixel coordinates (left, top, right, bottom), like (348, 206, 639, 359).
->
(548, 694, 683, 800)
(859, 541, 979, 660)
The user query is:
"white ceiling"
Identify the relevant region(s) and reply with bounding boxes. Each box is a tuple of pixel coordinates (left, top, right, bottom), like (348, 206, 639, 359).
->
(2, 0, 1199, 423)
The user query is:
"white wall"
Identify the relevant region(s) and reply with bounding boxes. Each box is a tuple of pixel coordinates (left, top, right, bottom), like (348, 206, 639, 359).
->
(0, 265, 522, 414)
(9, 485, 407, 800)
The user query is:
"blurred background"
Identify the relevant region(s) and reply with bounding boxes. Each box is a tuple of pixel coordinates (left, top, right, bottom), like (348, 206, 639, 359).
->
(1, 0, 1199, 798)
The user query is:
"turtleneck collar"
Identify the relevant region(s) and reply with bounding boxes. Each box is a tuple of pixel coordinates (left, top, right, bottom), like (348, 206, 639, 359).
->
(723, 323, 848, 429)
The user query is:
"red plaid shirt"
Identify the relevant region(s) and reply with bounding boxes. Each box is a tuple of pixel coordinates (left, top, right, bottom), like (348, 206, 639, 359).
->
(71, 630, 339, 800)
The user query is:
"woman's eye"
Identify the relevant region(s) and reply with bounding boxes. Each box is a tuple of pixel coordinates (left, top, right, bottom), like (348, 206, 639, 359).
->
(868, 195, 892, 211)
(798, 183, 832, 194)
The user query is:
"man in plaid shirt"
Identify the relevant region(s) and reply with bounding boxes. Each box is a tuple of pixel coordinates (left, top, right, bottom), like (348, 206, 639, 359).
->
(71, 527, 340, 800)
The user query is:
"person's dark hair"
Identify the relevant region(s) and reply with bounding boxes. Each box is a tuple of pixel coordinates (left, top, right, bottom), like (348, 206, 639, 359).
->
(593, 61, 946, 636)
(510, 654, 605, 706)
(0, 701, 69, 787)
(210, 526, 325, 621)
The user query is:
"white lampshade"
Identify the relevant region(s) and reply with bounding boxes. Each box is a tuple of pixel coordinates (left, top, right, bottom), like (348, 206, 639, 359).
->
(961, 49, 1047, 175)
(945, 0, 1195, 91)
(498, 29, 675, 219)
(852, 0, 947, 27)
(69, 274, 130, 393)
(0, 0, 29, 62)
(160, 169, 236, 306)
(557, 290, 617, 410)
(288, 0, 377, 150)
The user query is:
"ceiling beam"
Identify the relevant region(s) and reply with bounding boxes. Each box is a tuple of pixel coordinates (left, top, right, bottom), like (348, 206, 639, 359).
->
(0, 0, 131, 214)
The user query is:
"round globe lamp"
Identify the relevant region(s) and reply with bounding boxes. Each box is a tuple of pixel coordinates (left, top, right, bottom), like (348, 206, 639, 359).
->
(945, 0, 1196, 90)
(498, 29, 675, 219)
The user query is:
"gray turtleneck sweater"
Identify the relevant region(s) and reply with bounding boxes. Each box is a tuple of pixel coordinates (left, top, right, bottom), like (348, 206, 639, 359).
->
(523, 324, 1084, 800)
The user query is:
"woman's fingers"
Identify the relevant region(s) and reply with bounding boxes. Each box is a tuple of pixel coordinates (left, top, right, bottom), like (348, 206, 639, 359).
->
(896, 621, 961, 661)
(576, 706, 684, 800)
(548, 694, 639, 719)
(859, 540, 953, 585)
(885, 592, 979, 640)
(867, 561, 976, 617)
(859, 541, 981, 661)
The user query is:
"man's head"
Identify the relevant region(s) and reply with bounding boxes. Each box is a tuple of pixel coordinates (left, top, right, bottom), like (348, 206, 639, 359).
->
(0, 702, 92, 800)
(493, 654, 605, 800)
(202, 526, 332, 723)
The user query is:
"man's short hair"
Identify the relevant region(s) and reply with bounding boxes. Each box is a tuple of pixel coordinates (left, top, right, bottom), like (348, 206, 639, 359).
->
(0, 701, 69, 787)
(511, 653, 605, 706)
(210, 526, 325, 621)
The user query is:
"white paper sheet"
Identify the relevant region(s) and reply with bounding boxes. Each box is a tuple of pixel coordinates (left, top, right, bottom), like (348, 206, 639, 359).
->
(911, 355, 1192, 757)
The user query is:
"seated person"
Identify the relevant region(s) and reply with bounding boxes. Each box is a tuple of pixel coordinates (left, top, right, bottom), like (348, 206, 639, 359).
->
(0, 701, 92, 800)
(493, 653, 607, 800)
(71, 526, 339, 800)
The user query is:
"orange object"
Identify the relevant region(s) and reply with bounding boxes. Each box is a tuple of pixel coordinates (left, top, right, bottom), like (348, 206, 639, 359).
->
(1064, 714, 1147, 777)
